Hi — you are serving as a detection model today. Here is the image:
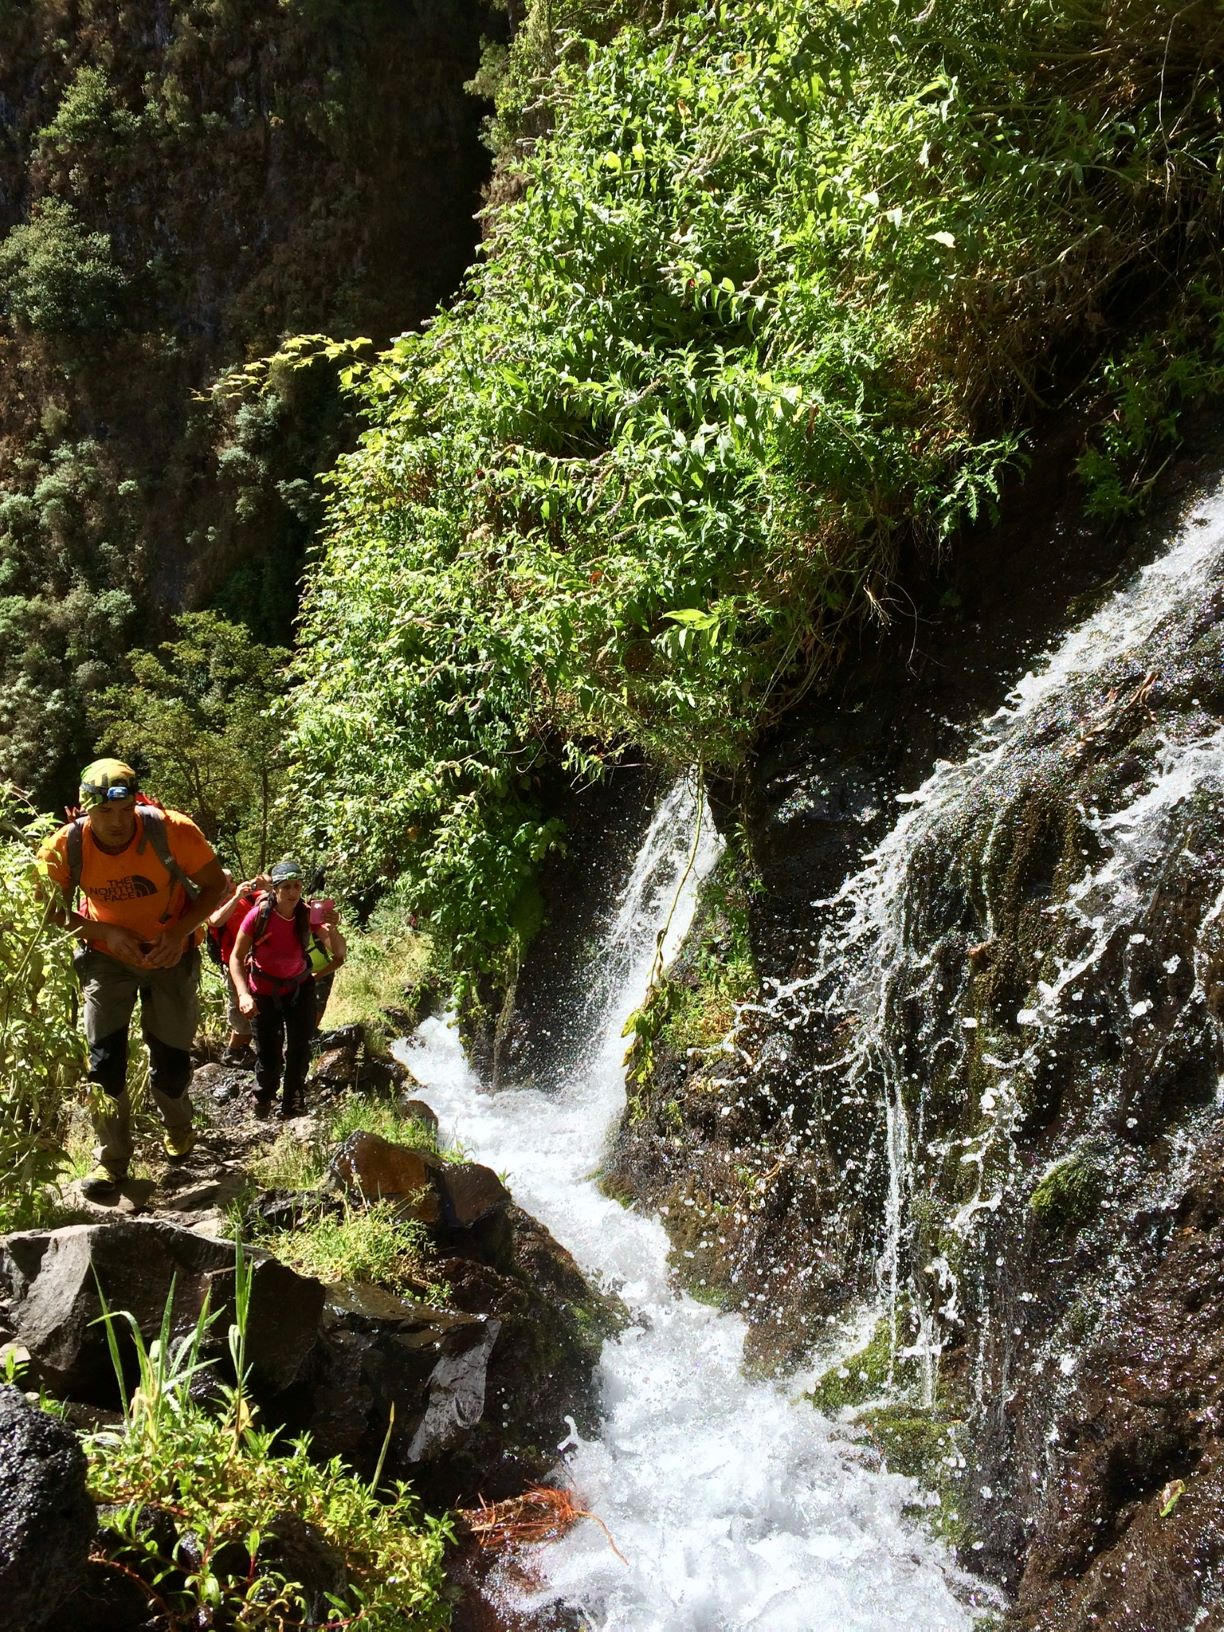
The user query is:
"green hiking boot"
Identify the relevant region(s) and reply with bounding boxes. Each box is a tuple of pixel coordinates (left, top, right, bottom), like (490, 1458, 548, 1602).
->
(163, 1124, 197, 1161)
(81, 1164, 125, 1200)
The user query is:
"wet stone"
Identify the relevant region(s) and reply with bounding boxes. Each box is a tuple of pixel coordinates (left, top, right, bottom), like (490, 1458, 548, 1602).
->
(399, 1096, 440, 1137)
(433, 1162, 511, 1230)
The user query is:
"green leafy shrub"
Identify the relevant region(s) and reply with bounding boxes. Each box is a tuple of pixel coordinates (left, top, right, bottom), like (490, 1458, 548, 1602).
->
(0, 792, 85, 1230)
(90, 611, 292, 875)
(0, 196, 127, 332)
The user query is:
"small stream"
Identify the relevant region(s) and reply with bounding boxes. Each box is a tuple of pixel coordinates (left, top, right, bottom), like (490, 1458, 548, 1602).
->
(398, 782, 983, 1631)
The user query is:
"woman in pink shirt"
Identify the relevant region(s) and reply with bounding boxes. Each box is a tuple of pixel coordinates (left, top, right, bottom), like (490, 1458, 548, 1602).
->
(229, 858, 314, 1118)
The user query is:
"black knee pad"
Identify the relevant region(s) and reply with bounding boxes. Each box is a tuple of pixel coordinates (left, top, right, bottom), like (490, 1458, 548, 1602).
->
(88, 1027, 129, 1098)
(147, 1038, 192, 1099)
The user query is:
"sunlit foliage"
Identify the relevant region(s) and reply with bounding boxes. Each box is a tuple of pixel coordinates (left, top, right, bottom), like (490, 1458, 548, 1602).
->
(294, 0, 1224, 991)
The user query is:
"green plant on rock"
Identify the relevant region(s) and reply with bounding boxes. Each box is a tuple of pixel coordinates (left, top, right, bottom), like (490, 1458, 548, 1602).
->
(859, 1403, 971, 1551)
(807, 1317, 912, 1414)
(1028, 1150, 1102, 1228)
(251, 1198, 447, 1302)
(37, 65, 139, 152)
(86, 1247, 452, 1629)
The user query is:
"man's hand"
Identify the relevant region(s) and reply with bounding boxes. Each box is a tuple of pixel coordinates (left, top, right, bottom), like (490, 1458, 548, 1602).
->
(96, 922, 149, 965)
(141, 929, 188, 969)
(238, 991, 257, 1018)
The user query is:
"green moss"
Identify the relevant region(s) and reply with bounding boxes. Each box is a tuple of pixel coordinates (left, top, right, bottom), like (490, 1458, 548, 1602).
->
(1029, 1152, 1102, 1227)
(806, 1318, 913, 1413)
(859, 1404, 971, 1550)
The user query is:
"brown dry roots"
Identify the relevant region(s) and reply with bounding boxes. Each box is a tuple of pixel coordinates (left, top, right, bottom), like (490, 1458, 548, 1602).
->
(458, 1485, 627, 1565)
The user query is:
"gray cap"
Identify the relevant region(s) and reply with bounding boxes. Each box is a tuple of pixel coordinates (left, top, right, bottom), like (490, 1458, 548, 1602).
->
(269, 858, 304, 884)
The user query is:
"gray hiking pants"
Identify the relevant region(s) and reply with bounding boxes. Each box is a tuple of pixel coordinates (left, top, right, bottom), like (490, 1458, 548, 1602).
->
(75, 946, 198, 1170)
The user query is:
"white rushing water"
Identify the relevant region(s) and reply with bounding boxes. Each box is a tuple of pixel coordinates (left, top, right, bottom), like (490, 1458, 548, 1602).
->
(398, 780, 983, 1631)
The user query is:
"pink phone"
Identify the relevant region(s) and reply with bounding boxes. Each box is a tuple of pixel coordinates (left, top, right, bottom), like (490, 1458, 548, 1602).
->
(308, 899, 333, 927)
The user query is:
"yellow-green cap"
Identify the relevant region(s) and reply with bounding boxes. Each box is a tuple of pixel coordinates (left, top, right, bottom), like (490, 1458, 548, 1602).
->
(79, 758, 138, 809)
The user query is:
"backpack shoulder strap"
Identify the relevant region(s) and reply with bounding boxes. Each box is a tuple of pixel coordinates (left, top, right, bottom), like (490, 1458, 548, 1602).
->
(64, 816, 87, 902)
(135, 808, 201, 924)
(250, 892, 276, 947)
(294, 900, 311, 955)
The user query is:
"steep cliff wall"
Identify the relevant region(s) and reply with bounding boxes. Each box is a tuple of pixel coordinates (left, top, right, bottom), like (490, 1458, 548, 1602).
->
(0, 0, 499, 801)
(605, 430, 1224, 1626)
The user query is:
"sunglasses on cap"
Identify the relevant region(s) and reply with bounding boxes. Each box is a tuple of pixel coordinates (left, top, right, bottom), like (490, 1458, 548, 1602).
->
(84, 784, 136, 803)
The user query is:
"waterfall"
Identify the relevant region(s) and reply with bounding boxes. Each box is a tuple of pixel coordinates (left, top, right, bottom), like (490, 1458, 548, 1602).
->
(742, 485, 1224, 1406)
(398, 777, 986, 1629)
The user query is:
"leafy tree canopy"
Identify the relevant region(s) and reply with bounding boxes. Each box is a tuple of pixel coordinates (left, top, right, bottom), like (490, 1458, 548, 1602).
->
(91, 612, 291, 877)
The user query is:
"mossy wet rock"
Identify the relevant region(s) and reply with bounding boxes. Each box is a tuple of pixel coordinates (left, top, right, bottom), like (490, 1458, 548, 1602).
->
(1005, 1129, 1224, 1632)
(0, 1383, 94, 1632)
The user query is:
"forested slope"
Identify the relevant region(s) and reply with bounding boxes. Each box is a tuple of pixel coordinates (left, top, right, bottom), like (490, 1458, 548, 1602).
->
(0, 0, 496, 804)
(292, 0, 1224, 999)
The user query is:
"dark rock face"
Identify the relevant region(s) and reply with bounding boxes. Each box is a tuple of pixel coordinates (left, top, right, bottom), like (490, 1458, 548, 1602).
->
(600, 450, 1224, 1622)
(471, 762, 666, 1087)
(0, 1219, 324, 1401)
(0, 1383, 95, 1632)
(298, 1200, 608, 1507)
(1008, 1130, 1224, 1632)
(435, 1162, 512, 1229)
(0, 1197, 607, 1516)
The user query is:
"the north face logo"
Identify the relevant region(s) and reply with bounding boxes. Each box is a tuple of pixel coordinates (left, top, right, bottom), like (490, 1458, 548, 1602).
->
(93, 875, 158, 903)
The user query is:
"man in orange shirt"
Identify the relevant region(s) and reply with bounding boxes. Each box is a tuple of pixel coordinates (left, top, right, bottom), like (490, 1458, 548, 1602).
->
(39, 758, 227, 1199)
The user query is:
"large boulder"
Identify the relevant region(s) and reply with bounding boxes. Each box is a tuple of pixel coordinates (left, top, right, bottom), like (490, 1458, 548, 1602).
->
(304, 1282, 503, 1497)
(329, 1130, 443, 1223)
(0, 1220, 324, 1402)
(285, 1206, 614, 1506)
(0, 1383, 94, 1631)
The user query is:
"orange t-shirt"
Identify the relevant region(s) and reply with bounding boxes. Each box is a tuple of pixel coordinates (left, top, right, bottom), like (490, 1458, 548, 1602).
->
(39, 808, 217, 966)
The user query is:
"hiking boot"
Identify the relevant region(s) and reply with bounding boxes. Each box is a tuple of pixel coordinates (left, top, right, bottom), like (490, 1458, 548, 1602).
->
(251, 1091, 274, 1119)
(221, 1046, 255, 1070)
(279, 1095, 306, 1120)
(81, 1164, 126, 1200)
(163, 1125, 197, 1162)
